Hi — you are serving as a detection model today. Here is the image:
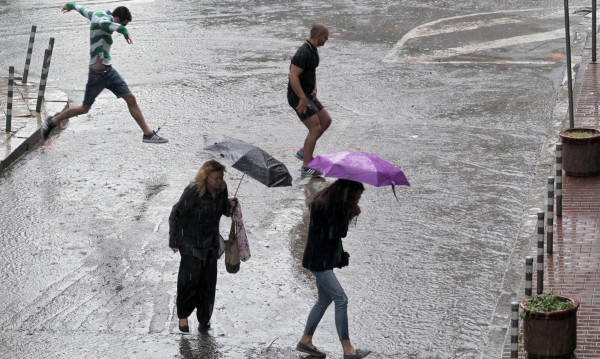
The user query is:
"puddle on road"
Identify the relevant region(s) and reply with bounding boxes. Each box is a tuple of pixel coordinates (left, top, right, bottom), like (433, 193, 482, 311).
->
(133, 178, 169, 221)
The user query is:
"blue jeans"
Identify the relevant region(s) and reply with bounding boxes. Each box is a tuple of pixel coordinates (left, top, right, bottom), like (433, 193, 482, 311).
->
(303, 269, 350, 341)
(83, 66, 131, 106)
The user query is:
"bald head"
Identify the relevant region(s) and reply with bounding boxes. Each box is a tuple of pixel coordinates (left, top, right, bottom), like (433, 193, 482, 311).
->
(309, 23, 329, 47)
(310, 23, 329, 38)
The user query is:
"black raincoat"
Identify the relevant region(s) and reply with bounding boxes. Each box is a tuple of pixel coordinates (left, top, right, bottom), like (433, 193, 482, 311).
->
(169, 182, 232, 325)
(302, 202, 350, 271)
(169, 183, 231, 260)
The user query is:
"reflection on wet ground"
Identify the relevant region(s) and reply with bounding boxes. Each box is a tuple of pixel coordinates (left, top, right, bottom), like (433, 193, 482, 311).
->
(289, 177, 328, 283)
(179, 332, 222, 359)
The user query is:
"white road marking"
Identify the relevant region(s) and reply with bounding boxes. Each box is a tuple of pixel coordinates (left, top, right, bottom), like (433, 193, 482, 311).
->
(405, 28, 565, 63)
(415, 61, 558, 65)
(383, 8, 565, 64)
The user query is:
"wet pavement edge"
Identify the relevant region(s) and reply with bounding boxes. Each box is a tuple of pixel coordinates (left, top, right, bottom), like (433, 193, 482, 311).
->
(0, 68, 69, 173)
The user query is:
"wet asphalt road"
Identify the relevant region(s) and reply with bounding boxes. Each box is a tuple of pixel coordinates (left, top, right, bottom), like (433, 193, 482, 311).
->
(0, 0, 592, 358)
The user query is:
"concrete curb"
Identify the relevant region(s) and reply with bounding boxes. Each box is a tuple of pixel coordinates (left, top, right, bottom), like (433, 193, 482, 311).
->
(0, 68, 69, 173)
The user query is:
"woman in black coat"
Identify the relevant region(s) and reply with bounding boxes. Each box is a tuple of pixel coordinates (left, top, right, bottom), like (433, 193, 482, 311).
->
(169, 160, 237, 333)
(296, 179, 371, 359)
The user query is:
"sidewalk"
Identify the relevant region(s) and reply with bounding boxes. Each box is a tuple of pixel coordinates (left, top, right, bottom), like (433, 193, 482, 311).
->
(0, 68, 69, 172)
(544, 54, 600, 358)
(499, 23, 600, 359)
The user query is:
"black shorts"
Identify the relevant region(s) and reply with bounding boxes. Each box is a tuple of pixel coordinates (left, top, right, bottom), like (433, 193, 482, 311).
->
(288, 96, 324, 121)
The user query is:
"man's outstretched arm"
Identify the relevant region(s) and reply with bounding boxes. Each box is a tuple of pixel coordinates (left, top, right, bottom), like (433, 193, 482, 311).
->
(96, 18, 131, 42)
(62, 2, 93, 21)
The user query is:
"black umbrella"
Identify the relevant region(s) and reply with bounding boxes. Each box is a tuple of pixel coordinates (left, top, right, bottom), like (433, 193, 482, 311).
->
(203, 134, 292, 195)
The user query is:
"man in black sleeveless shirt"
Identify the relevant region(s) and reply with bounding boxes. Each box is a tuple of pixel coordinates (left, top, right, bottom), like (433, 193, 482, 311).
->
(287, 23, 332, 177)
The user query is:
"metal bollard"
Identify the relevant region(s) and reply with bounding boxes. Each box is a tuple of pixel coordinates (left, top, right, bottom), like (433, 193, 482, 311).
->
(35, 38, 55, 112)
(47, 37, 54, 58)
(35, 49, 49, 112)
(537, 210, 545, 294)
(556, 143, 562, 218)
(6, 66, 14, 132)
(22, 25, 36, 84)
(546, 177, 554, 254)
(525, 256, 533, 297)
(511, 301, 519, 359)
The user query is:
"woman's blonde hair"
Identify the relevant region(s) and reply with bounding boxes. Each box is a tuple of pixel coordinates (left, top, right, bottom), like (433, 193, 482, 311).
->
(194, 160, 227, 197)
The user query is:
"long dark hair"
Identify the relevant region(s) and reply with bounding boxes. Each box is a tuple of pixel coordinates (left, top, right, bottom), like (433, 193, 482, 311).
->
(310, 179, 364, 225)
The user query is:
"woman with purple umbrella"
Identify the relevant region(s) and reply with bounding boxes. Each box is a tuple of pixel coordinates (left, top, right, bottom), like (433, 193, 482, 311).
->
(296, 179, 371, 359)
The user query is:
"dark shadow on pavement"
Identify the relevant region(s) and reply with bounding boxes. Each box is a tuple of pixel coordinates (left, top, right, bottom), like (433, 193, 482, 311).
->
(289, 176, 329, 285)
(179, 331, 222, 359)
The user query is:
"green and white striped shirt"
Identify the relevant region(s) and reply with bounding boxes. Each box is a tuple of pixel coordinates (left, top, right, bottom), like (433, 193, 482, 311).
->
(67, 2, 129, 66)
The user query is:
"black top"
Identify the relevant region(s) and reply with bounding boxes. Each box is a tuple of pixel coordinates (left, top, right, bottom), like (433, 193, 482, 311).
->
(169, 183, 231, 260)
(302, 202, 350, 272)
(287, 40, 319, 102)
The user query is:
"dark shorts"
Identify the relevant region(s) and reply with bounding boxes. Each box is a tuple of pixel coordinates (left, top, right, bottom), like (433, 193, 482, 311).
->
(288, 95, 324, 121)
(83, 66, 132, 107)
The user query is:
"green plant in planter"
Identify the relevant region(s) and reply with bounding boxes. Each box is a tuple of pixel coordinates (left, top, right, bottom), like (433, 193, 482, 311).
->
(563, 129, 599, 138)
(520, 292, 574, 318)
(520, 293, 579, 357)
(559, 127, 600, 177)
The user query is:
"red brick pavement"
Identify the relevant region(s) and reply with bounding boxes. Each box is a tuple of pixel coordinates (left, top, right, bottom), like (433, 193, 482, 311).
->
(506, 60, 600, 359)
(539, 61, 600, 358)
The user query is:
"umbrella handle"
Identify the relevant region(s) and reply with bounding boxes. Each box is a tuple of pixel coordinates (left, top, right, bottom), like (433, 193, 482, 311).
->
(233, 173, 245, 197)
(391, 185, 400, 203)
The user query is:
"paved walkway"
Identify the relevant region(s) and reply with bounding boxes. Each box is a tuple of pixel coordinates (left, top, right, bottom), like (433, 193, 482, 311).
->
(0, 67, 68, 172)
(501, 34, 600, 359)
(544, 56, 600, 358)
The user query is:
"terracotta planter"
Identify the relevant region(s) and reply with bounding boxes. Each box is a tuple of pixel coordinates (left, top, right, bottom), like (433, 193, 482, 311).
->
(520, 296, 580, 359)
(559, 128, 600, 177)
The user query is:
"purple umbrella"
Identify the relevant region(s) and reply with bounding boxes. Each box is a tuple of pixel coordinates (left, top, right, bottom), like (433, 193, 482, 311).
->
(308, 151, 410, 188)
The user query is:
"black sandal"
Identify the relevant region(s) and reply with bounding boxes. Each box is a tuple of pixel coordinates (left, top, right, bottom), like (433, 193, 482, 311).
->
(343, 349, 372, 359)
(178, 319, 189, 333)
(296, 342, 326, 358)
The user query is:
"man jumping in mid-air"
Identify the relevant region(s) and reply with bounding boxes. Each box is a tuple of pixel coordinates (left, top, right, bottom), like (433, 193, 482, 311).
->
(41, 2, 168, 144)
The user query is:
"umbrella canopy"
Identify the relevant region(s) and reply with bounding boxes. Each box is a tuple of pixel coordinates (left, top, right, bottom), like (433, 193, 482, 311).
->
(203, 134, 292, 188)
(308, 151, 410, 187)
